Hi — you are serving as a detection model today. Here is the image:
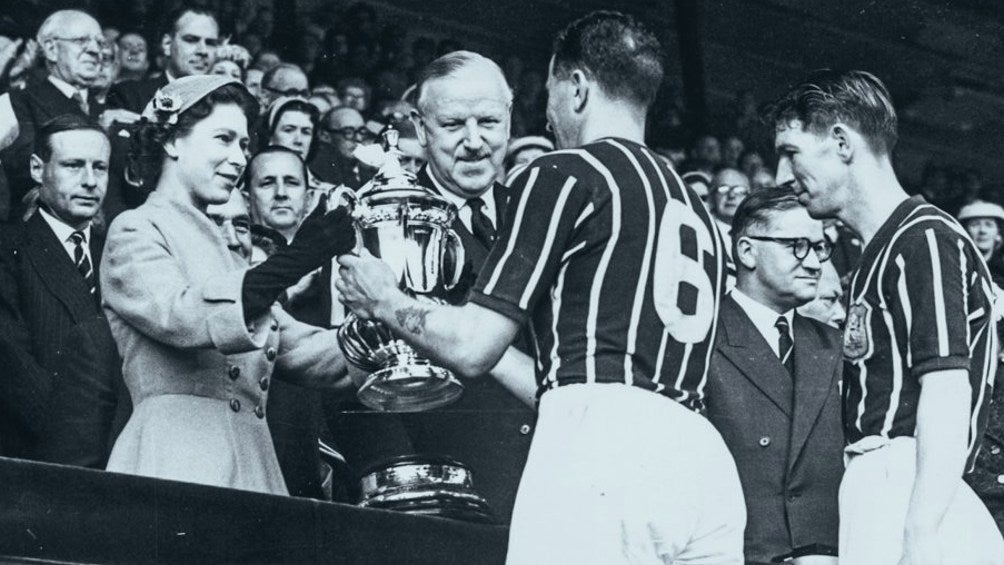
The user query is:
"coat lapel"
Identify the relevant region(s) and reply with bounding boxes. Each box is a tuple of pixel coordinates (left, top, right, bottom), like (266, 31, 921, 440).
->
(787, 314, 840, 472)
(24, 213, 96, 321)
(716, 295, 793, 418)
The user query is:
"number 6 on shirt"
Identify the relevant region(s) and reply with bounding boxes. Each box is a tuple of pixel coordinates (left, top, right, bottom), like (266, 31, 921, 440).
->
(653, 199, 717, 344)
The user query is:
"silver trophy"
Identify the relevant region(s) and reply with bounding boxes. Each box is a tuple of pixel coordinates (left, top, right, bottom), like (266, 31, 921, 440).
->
(337, 128, 466, 412)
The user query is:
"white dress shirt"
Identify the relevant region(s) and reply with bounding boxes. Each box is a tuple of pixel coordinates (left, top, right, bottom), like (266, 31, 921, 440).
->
(425, 168, 498, 233)
(39, 207, 93, 267)
(729, 287, 794, 358)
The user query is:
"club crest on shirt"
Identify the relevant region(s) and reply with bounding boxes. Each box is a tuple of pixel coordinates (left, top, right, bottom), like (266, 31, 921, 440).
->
(843, 301, 873, 361)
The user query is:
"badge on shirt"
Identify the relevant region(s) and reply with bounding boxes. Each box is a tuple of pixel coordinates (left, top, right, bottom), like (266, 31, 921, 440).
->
(844, 301, 873, 361)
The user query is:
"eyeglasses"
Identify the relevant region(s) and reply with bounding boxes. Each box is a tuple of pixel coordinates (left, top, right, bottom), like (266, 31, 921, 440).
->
(745, 236, 833, 262)
(716, 185, 749, 198)
(327, 126, 373, 141)
(265, 86, 310, 98)
(51, 36, 107, 50)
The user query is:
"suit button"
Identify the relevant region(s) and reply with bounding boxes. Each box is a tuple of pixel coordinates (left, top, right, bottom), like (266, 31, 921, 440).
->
(270, 319, 279, 331)
(255, 404, 265, 419)
(997, 475, 1004, 485)
(230, 399, 241, 413)
(259, 377, 270, 391)
(758, 436, 771, 447)
(266, 347, 277, 361)
(228, 366, 241, 380)
(991, 445, 1001, 456)
(788, 492, 800, 501)
(519, 424, 531, 435)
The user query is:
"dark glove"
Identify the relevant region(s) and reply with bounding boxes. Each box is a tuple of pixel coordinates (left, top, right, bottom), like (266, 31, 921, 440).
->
(241, 196, 356, 321)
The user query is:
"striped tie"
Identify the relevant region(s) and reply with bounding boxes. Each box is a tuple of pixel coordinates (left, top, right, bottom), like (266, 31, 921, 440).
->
(69, 231, 96, 296)
(775, 316, 794, 376)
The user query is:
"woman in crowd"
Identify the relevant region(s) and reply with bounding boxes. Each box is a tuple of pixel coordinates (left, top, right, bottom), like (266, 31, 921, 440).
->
(263, 96, 334, 209)
(958, 200, 1004, 285)
(101, 75, 357, 494)
(210, 43, 252, 82)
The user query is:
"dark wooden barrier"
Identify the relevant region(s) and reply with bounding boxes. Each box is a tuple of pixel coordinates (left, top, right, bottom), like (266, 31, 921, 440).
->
(0, 457, 508, 564)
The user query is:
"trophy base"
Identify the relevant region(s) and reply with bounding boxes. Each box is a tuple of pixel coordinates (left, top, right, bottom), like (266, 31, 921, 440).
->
(357, 361, 464, 412)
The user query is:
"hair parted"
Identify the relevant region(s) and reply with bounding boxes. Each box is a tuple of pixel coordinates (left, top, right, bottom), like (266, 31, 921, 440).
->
(246, 145, 309, 190)
(730, 186, 803, 258)
(551, 10, 665, 109)
(35, 114, 108, 162)
(161, 6, 219, 38)
(766, 69, 898, 155)
(127, 83, 258, 190)
(414, 50, 512, 113)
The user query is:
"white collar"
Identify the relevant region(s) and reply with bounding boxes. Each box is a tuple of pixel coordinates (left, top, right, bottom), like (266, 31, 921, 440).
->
(730, 287, 794, 355)
(47, 75, 88, 103)
(38, 206, 91, 244)
(426, 167, 497, 224)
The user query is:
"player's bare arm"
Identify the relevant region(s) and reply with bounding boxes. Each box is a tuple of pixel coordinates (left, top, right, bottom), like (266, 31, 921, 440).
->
(899, 368, 971, 565)
(336, 250, 527, 380)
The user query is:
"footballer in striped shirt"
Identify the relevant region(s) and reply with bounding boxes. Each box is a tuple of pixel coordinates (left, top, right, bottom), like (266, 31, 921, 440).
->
(770, 69, 1002, 564)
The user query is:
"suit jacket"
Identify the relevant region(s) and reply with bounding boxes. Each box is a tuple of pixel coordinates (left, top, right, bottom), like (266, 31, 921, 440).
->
(0, 213, 129, 467)
(705, 295, 844, 563)
(1, 74, 105, 215)
(106, 75, 168, 114)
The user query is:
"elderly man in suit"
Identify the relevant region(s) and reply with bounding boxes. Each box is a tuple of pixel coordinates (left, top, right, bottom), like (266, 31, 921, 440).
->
(705, 187, 844, 565)
(0, 10, 108, 219)
(329, 50, 534, 521)
(0, 114, 129, 468)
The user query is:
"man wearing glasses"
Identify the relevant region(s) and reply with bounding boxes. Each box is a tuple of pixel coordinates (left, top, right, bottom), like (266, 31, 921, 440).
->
(711, 166, 752, 289)
(705, 186, 844, 564)
(0, 9, 107, 218)
(258, 64, 310, 112)
(312, 106, 371, 189)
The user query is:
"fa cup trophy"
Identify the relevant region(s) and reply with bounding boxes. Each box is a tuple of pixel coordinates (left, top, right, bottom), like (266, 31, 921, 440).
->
(337, 128, 466, 412)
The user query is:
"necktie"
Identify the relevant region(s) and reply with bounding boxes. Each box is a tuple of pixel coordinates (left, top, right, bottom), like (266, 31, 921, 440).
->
(70, 231, 96, 296)
(469, 197, 496, 249)
(775, 316, 794, 376)
(71, 90, 89, 116)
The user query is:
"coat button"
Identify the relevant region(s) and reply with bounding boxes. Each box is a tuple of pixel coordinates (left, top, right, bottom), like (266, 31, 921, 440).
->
(758, 436, 771, 447)
(230, 398, 241, 413)
(997, 475, 1004, 485)
(254, 404, 265, 419)
(259, 377, 270, 391)
(991, 445, 1001, 456)
(228, 366, 241, 380)
(519, 424, 531, 435)
(270, 319, 279, 331)
(266, 347, 277, 361)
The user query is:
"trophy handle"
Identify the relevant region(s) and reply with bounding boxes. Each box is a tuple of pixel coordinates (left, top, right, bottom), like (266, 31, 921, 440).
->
(442, 229, 465, 290)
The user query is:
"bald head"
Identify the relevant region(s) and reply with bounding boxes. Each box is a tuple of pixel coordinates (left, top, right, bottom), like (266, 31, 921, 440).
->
(38, 10, 103, 88)
(415, 50, 512, 115)
(321, 106, 366, 159)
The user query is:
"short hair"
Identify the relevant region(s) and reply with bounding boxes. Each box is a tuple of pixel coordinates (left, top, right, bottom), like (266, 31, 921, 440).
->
(414, 51, 512, 113)
(161, 6, 219, 38)
(766, 69, 898, 156)
(34, 114, 107, 162)
(37, 10, 97, 44)
(730, 186, 804, 259)
(262, 63, 306, 90)
(551, 11, 664, 109)
(246, 145, 309, 190)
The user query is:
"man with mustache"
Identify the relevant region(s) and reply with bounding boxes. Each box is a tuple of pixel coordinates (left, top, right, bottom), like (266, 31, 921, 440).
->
(0, 9, 107, 219)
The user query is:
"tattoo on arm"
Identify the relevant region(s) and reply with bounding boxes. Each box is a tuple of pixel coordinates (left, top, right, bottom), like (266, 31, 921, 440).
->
(395, 306, 430, 335)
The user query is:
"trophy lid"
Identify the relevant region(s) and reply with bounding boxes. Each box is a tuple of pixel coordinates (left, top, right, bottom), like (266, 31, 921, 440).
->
(356, 126, 431, 199)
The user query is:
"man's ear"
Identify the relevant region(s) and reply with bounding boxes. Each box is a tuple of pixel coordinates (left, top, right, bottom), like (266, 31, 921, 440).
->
(735, 236, 757, 271)
(161, 34, 172, 59)
(29, 154, 45, 185)
(410, 109, 428, 148)
(40, 39, 59, 64)
(570, 69, 589, 113)
(831, 123, 854, 163)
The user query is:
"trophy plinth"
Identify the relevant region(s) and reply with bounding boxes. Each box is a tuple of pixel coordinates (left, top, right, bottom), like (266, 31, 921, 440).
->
(337, 128, 465, 412)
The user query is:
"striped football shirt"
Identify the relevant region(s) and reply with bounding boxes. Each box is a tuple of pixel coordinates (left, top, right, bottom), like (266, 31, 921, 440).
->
(843, 196, 997, 470)
(469, 138, 726, 410)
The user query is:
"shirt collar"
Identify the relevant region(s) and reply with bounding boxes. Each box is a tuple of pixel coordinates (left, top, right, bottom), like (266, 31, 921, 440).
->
(38, 206, 91, 244)
(730, 286, 794, 336)
(426, 167, 497, 223)
(47, 75, 88, 103)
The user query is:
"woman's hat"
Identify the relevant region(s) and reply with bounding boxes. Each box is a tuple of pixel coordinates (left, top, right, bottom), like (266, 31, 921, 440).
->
(266, 96, 311, 132)
(958, 200, 1004, 223)
(141, 75, 242, 124)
